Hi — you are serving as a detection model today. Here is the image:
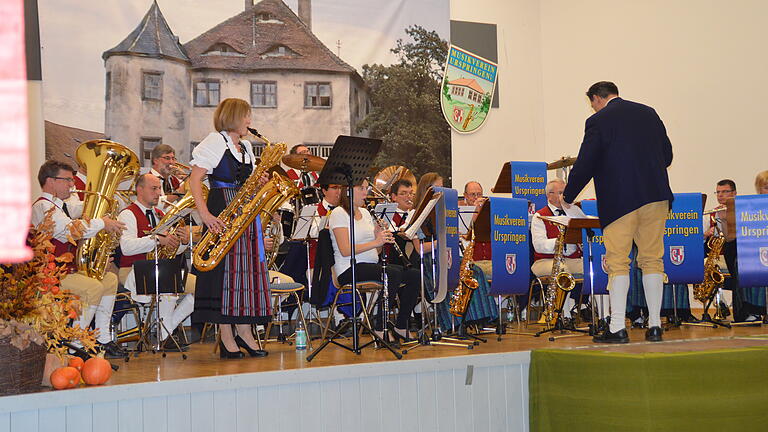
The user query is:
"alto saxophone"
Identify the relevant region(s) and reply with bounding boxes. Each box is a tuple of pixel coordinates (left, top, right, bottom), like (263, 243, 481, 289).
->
(450, 228, 479, 317)
(147, 180, 209, 260)
(693, 229, 726, 303)
(75, 140, 140, 280)
(540, 217, 576, 325)
(193, 132, 299, 272)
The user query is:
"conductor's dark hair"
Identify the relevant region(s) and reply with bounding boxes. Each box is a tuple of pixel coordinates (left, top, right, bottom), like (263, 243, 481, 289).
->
(38, 160, 75, 187)
(717, 179, 736, 191)
(586, 81, 619, 100)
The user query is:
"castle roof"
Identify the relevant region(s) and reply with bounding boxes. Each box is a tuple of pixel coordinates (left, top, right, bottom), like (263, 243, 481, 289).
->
(102, 1, 189, 63)
(44, 121, 106, 162)
(183, 0, 356, 75)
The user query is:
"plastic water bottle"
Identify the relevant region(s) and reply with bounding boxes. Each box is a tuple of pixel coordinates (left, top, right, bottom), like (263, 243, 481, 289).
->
(295, 319, 307, 351)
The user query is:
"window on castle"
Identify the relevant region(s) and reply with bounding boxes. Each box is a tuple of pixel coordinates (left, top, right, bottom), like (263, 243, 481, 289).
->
(142, 72, 163, 101)
(305, 82, 331, 108)
(105, 72, 111, 101)
(261, 45, 299, 58)
(140, 137, 162, 167)
(251, 81, 277, 108)
(194, 80, 220, 107)
(203, 43, 245, 57)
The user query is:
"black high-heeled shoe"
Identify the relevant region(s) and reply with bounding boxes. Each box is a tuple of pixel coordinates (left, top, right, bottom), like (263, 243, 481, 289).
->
(219, 340, 245, 359)
(235, 335, 268, 357)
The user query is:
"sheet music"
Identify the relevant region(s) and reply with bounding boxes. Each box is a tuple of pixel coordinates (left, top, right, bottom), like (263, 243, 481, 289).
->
(458, 205, 477, 235)
(292, 205, 324, 240)
(537, 215, 572, 226)
(404, 197, 440, 239)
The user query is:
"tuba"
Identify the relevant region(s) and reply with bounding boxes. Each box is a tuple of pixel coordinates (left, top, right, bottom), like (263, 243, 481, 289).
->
(450, 228, 479, 316)
(75, 140, 140, 280)
(540, 216, 576, 324)
(193, 133, 299, 272)
(147, 180, 209, 260)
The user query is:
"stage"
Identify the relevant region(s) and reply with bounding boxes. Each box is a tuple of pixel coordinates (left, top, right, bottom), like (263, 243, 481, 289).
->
(1, 323, 767, 432)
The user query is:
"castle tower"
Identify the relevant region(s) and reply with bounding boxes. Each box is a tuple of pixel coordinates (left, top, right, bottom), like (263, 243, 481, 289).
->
(102, 1, 191, 165)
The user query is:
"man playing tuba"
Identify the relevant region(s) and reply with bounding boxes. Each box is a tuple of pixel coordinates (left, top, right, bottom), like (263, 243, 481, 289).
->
(31, 160, 127, 358)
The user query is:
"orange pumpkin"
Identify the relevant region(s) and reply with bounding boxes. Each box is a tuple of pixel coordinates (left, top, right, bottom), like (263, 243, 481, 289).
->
(50, 367, 80, 390)
(81, 357, 112, 385)
(68, 356, 84, 372)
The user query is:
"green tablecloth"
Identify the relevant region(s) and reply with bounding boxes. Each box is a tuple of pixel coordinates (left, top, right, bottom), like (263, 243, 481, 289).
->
(529, 346, 768, 431)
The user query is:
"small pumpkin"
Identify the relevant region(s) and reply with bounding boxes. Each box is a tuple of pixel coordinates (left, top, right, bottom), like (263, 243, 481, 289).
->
(50, 367, 80, 390)
(81, 357, 112, 385)
(68, 356, 84, 372)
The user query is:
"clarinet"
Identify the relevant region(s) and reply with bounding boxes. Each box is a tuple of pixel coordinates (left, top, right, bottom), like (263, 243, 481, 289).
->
(367, 206, 412, 269)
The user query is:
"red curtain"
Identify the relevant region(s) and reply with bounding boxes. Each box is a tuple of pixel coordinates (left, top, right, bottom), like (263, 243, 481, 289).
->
(0, 0, 32, 263)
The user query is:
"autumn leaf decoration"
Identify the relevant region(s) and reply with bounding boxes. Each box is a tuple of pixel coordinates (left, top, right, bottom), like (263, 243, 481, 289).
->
(0, 209, 97, 356)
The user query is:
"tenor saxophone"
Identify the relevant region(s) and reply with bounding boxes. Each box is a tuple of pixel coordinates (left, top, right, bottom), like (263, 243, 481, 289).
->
(541, 217, 576, 324)
(450, 228, 479, 317)
(192, 133, 299, 272)
(693, 232, 726, 303)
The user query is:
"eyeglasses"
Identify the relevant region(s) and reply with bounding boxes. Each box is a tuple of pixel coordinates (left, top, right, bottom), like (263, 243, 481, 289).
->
(53, 176, 75, 183)
(159, 155, 177, 161)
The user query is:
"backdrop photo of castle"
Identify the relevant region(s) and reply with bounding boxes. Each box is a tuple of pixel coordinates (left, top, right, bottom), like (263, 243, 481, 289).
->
(42, 0, 450, 172)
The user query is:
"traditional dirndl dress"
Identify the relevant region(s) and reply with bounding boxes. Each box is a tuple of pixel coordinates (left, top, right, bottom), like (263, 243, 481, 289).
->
(192, 148, 272, 325)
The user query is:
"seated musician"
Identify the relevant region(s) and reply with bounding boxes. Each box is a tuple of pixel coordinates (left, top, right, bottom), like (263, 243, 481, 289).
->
(144, 144, 184, 210)
(328, 179, 420, 342)
(459, 181, 484, 207)
(531, 179, 587, 321)
(285, 144, 318, 189)
(387, 179, 415, 266)
(31, 160, 127, 358)
(117, 174, 196, 351)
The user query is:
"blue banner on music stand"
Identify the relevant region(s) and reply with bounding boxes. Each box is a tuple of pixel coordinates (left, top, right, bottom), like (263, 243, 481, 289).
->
(509, 161, 547, 213)
(663, 193, 704, 284)
(735, 194, 768, 287)
(579, 200, 609, 295)
(488, 197, 530, 295)
(433, 187, 460, 290)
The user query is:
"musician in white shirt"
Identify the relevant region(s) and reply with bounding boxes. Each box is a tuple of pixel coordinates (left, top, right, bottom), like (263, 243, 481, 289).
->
(31, 160, 127, 357)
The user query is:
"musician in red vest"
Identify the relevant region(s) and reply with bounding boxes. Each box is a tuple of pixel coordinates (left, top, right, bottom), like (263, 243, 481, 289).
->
(31, 160, 127, 358)
(285, 144, 319, 188)
(308, 183, 342, 268)
(531, 178, 587, 321)
(147, 144, 184, 211)
(117, 174, 194, 351)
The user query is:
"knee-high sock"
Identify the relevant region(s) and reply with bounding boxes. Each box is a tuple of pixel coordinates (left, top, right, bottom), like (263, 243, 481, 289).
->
(168, 295, 194, 334)
(608, 275, 630, 333)
(75, 305, 98, 331)
(94, 295, 116, 344)
(157, 295, 178, 341)
(562, 296, 575, 318)
(643, 273, 664, 328)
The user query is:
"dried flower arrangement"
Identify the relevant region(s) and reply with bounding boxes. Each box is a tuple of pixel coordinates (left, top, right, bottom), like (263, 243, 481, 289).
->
(0, 209, 97, 357)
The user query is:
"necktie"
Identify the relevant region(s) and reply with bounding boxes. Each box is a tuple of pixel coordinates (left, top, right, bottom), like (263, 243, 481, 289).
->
(162, 177, 172, 194)
(61, 203, 71, 218)
(393, 212, 406, 227)
(300, 172, 312, 188)
(556, 209, 566, 216)
(146, 209, 157, 228)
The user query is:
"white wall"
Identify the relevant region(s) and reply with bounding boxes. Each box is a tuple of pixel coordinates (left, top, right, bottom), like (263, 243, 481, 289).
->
(452, 0, 768, 204)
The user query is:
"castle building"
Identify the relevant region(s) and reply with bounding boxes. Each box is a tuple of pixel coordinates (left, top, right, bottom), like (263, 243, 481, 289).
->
(103, 0, 369, 166)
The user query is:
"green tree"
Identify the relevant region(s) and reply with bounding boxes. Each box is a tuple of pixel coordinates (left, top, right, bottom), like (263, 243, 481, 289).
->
(357, 25, 451, 185)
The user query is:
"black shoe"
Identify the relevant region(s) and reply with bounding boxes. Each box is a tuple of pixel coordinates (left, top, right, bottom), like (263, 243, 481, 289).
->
(234, 335, 268, 357)
(161, 335, 189, 352)
(99, 341, 128, 359)
(645, 326, 663, 342)
(391, 328, 412, 344)
(219, 341, 245, 359)
(718, 302, 730, 318)
(593, 328, 629, 344)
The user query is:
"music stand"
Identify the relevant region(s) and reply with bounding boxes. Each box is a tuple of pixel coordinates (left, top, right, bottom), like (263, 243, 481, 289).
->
(291, 207, 325, 336)
(306, 136, 402, 361)
(565, 217, 604, 336)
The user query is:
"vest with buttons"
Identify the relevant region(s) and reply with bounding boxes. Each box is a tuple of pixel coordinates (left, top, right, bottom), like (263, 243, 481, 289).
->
(34, 197, 77, 273)
(533, 206, 582, 261)
(119, 203, 165, 268)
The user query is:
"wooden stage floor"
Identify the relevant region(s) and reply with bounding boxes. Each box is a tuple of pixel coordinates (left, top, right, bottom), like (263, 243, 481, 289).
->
(106, 323, 768, 387)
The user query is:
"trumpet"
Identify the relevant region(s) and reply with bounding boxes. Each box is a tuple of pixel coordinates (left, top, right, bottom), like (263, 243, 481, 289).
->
(168, 161, 192, 178)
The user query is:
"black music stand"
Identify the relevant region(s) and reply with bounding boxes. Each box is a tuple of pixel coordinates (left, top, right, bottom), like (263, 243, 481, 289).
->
(306, 136, 402, 361)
